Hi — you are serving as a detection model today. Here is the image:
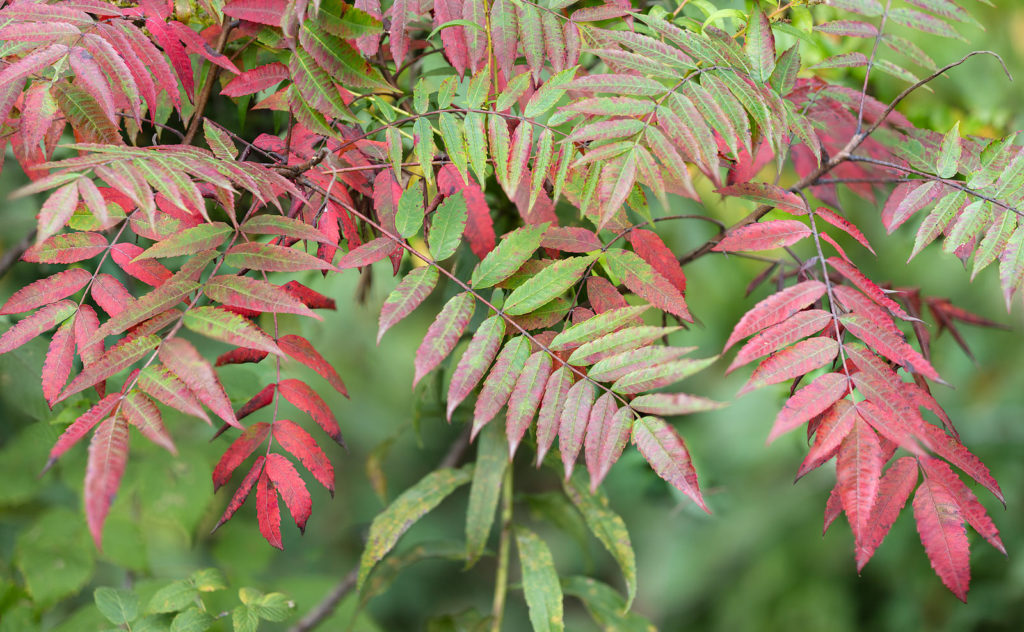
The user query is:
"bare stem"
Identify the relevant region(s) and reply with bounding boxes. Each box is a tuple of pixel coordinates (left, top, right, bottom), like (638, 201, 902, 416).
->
(490, 467, 514, 632)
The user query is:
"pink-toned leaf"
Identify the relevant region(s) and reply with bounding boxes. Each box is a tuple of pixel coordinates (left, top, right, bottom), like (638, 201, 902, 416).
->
(278, 378, 344, 445)
(627, 228, 686, 294)
(57, 334, 159, 402)
(919, 423, 1004, 504)
(90, 274, 132, 317)
(604, 249, 691, 322)
(222, 0, 287, 25)
(587, 345, 694, 383)
(222, 62, 289, 97)
(265, 452, 312, 532)
(110, 243, 173, 287)
(739, 337, 838, 395)
(0, 300, 77, 355)
(91, 277, 199, 342)
(727, 309, 831, 373)
(472, 336, 531, 438)
(542, 227, 602, 253)
(768, 372, 849, 443)
(712, 220, 811, 252)
(204, 275, 320, 319)
(378, 266, 439, 343)
(224, 242, 336, 273)
(629, 392, 725, 416)
(724, 280, 826, 350)
(336, 237, 398, 269)
(414, 292, 475, 386)
(796, 399, 859, 479)
(827, 256, 912, 320)
(921, 456, 1004, 555)
(274, 419, 334, 495)
(216, 347, 271, 367)
(212, 455, 265, 533)
(183, 306, 281, 355)
(84, 416, 129, 548)
(160, 337, 239, 428)
(22, 231, 108, 264)
(559, 378, 596, 480)
(535, 366, 573, 466)
(611, 356, 718, 395)
(278, 334, 348, 397)
(837, 418, 883, 553)
(584, 394, 630, 491)
(857, 456, 918, 570)
(136, 365, 210, 423)
(716, 182, 808, 213)
(42, 319, 76, 406)
(447, 314, 505, 420)
(281, 281, 337, 311)
(634, 415, 708, 511)
(840, 312, 940, 382)
(914, 471, 971, 601)
(814, 207, 874, 253)
(46, 393, 120, 469)
(506, 352, 553, 459)
(119, 390, 175, 454)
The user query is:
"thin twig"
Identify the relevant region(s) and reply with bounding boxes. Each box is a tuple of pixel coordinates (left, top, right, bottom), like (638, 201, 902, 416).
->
(0, 229, 36, 278)
(287, 569, 359, 632)
(182, 18, 235, 145)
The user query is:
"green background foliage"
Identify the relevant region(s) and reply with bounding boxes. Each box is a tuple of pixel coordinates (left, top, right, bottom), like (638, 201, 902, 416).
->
(2, 1, 1024, 630)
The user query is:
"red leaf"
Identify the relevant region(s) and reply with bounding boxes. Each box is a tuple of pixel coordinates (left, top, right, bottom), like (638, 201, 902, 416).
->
(222, 0, 287, 26)
(278, 334, 347, 397)
(634, 416, 708, 512)
(824, 482, 843, 534)
(584, 393, 630, 491)
(739, 337, 838, 395)
(222, 62, 289, 97)
(921, 456, 1004, 555)
(724, 281, 826, 350)
(90, 273, 133, 317)
(796, 399, 858, 479)
(212, 455, 265, 534)
(110, 243, 173, 287)
(914, 471, 971, 601)
(814, 207, 874, 254)
(826, 257, 913, 320)
(216, 347, 270, 366)
(277, 378, 344, 445)
(414, 292, 475, 386)
(273, 419, 334, 495)
(204, 275, 319, 319)
(727, 309, 831, 373)
(256, 470, 283, 549)
(74, 305, 104, 369)
(58, 334, 160, 403)
(840, 312, 941, 382)
(236, 384, 276, 420)
(857, 456, 918, 570)
(628, 228, 686, 294)
(712, 220, 811, 252)
(119, 390, 175, 454)
(837, 418, 883, 553)
(0, 300, 77, 355)
(281, 281, 337, 310)
(160, 338, 239, 428)
(768, 372, 849, 443)
(336, 237, 398, 269)
(438, 164, 495, 258)
(265, 452, 312, 532)
(213, 422, 271, 491)
(560, 378, 595, 480)
(506, 352, 553, 459)
(586, 276, 629, 314)
(42, 319, 76, 406)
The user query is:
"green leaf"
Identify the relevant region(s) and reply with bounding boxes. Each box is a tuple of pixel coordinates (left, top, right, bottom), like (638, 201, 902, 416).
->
(561, 576, 656, 632)
(358, 466, 473, 589)
(170, 607, 214, 632)
(465, 421, 507, 567)
(550, 305, 649, 351)
(15, 509, 95, 606)
(515, 527, 564, 632)
(232, 606, 258, 632)
(936, 121, 961, 178)
(147, 580, 197, 614)
(562, 474, 637, 608)
(504, 255, 595, 316)
(496, 70, 532, 111)
(94, 587, 139, 625)
(470, 223, 549, 288)
(247, 592, 292, 621)
(183, 306, 281, 355)
(378, 266, 439, 342)
(745, 9, 776, 84)
(438, 112, 468, 182)
(414, 117, 435, 185)
(429, 192, 468, 260)
(396, 180, 425, 238)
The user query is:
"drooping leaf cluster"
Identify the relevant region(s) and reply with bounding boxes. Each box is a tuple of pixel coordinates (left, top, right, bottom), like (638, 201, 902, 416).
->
(0, 0, 1017, 617)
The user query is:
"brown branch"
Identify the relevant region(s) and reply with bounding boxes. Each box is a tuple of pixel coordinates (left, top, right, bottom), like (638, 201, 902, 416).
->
(287, 569, 358, 632)
(0, 228, 37, 278)
(182, 18, 235, 145)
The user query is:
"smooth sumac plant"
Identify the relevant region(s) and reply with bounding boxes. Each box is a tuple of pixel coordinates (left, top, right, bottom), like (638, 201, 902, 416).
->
(0, 0, 1017, 626)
